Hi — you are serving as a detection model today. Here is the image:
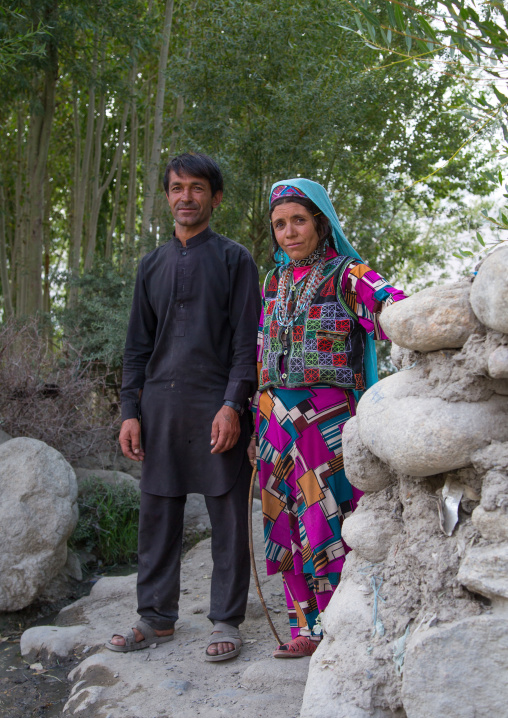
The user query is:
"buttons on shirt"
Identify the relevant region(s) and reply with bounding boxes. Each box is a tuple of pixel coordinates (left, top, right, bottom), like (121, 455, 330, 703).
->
(179, 303, 184, 308)
(182, 251, 187, 256)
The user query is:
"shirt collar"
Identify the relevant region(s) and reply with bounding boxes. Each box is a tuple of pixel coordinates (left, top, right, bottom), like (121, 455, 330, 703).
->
(172, 225, 214, 249)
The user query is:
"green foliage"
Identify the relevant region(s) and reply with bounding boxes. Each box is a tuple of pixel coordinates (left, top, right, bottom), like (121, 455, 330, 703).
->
(58, 261, 136, 381)
(1, 0, 504, 324)
(345, 0, 508, 250)
(168, 0, 493, 285)
(70, 478, 139, 565)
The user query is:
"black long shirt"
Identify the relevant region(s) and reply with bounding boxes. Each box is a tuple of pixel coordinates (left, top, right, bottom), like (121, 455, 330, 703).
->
(120, 226, 261, 496)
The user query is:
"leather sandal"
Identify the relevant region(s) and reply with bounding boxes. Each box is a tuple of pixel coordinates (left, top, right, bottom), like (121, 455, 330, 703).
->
(205, 622, 242, 662)
(273, 635, 320, 658)
(105, 619, 174, 652)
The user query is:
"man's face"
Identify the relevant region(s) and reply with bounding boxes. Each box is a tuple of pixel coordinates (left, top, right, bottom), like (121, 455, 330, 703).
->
(166, 170, 222, 230)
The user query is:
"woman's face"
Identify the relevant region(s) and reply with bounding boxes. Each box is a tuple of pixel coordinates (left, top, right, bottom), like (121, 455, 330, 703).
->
(271, 202, 320, 261)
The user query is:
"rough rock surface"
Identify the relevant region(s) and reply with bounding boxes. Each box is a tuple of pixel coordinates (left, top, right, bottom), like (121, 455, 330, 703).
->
(457, 542, 508, 600)
(302, 269, 508, 718)
(342, 417, 396, 493)
(402, 616, 508, 718)
(488, 345, 508, 379)
(356, 368, 508, 476)
(21, 503, 310, 718)
(341, 493, 401, 563)
(470, 245, 508, 334)
(301, 473, 485, 718)
(0, 438, 78, 611)
(379, 279, 480, 352)
(471, 505, 508, 541)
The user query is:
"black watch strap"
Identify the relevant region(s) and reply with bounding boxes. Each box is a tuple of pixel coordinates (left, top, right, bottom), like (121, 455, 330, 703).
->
(223, 400, 243, 415)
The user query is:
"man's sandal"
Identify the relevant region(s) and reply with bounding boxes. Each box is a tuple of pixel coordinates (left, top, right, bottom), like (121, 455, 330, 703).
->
(105, 619, 174, 652)
(204, 622, 242, 662)
(273, 635, 320, 658)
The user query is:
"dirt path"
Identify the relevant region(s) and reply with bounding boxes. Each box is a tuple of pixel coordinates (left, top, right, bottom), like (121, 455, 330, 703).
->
(20, 503, 311, 718)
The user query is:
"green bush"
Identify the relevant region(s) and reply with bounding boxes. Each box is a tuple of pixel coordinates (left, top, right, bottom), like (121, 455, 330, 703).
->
(58, 261, 136, 386)
(70, 478, 139, 565)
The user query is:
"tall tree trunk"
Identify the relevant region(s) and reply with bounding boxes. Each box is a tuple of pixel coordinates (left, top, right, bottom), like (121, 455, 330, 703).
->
(85, 97, 129, 270)
(12, 106, 25, 314)
(106, 156, 123, 261)
(42, 174, 52, 314)
(25, 45, 58, 316)
(124, 67, 139, 260)
(0, 174, 13, 317)
(83, 93, 106, 270)
(69, 40, 98, 302)
(140, 0, 174, 251)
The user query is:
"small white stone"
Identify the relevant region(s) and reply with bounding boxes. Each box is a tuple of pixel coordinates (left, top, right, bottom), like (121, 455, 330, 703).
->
(458, 543, 508, 600)
(488, 345, 508, 379)
(342, 417, 395, 493)
(342, 509, 400, 563)
(471, 506, 508, 541)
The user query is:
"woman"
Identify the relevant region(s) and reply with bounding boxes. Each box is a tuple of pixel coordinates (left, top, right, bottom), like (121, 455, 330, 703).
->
(249, 179, 406, 658)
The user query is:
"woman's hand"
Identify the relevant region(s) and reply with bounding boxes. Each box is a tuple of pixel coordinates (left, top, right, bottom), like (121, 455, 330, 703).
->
(247, 436, 257, 468)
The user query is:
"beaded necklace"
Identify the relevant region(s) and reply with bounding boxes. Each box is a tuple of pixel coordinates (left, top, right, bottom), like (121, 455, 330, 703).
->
(275, 257, 326, 328)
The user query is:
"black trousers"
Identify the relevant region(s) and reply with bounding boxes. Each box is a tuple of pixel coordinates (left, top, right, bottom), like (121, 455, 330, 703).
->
(136, 458, 251, 630)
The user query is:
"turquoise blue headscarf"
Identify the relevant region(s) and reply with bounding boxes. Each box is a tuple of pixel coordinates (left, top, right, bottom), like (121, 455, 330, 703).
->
(270, 177, 378, 391)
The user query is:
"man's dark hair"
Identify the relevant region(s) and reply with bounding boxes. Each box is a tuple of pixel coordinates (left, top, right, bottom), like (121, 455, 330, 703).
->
(163, 153, 224, 196)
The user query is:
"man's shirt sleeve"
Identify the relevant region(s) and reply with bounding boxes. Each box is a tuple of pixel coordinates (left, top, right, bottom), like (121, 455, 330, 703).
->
(120, 260, 157, 421)
(223, 250, 262, 407)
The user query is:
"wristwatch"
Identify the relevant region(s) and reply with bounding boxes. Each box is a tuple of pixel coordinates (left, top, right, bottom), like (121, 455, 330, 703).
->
(223, 400, 244, 416)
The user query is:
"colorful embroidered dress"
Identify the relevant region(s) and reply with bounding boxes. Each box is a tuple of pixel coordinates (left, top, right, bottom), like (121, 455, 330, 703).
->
(255, 249, 406, 638)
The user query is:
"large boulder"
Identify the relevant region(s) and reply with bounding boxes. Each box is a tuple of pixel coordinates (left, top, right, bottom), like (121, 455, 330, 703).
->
(470, 245, 508, 334)
(0, 438, 78, 611)
(356, 370, 508, 477)
(379, 280, 481, 352)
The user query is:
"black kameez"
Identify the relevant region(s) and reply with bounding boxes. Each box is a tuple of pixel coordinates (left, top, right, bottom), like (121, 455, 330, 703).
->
(120, 226, 261, 497)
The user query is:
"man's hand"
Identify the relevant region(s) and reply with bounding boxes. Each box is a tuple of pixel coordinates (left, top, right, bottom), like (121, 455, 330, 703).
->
(210, 406, 240, 454)
(119, 418, 145, 461)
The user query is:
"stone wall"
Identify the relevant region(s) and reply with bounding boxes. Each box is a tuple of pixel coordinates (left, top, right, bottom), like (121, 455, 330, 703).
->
(301, 246, 508, 718)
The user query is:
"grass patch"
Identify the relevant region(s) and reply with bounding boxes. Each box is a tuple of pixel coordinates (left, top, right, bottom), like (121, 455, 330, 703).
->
(70, 478, 139, 565)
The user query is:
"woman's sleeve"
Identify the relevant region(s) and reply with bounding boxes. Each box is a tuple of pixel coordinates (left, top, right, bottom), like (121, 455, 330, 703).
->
(341, 262, 407, 340)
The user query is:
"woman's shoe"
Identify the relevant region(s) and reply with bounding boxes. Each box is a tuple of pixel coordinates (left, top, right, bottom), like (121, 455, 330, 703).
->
(273, 635, 320, 658)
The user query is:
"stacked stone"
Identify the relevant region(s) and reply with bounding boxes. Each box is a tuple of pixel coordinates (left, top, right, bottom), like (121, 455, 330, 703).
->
(301, 246, 508, 718)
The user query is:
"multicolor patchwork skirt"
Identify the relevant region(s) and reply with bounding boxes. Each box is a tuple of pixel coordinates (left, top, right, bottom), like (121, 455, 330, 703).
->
(255, 385, 363, 578)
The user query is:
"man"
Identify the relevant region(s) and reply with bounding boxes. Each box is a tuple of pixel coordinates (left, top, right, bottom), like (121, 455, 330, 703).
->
(107, 153, 261, 661)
